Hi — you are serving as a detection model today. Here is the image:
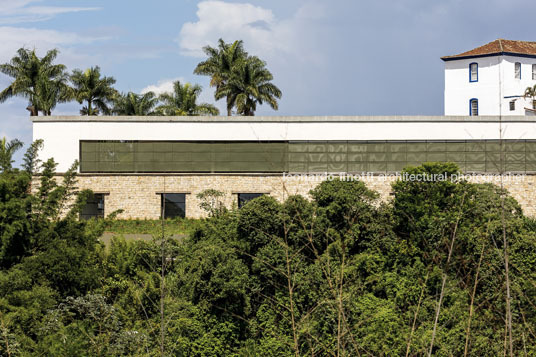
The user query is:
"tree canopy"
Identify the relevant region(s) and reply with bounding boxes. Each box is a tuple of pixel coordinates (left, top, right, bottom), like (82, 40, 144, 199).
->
(1, 155, 536, 355)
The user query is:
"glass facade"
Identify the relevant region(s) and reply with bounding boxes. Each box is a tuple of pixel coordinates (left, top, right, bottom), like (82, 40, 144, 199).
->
(80, 140, 536, 174)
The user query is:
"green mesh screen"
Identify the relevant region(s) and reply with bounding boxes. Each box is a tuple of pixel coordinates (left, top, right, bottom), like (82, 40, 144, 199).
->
(79, 140, 536, 174)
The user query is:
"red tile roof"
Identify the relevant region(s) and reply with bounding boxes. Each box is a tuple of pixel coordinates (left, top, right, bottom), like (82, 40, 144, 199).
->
(441, 39, 536, 61)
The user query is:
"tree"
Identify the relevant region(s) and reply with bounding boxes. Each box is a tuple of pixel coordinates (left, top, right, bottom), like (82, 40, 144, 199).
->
(155, 81, 219, 116)
(0, 48, 71, 116)
(194, 39, 247, 116)
(216, 56, 281, 116)
(112, 91, 158, 116)
(70, 66, 117, 116)
(524, 84, 536, 108)
(0, 138, 23, 172)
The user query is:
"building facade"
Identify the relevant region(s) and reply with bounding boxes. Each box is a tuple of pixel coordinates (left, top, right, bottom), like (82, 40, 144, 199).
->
(33, 116, 536, 218)
(443, 39, 536, 116)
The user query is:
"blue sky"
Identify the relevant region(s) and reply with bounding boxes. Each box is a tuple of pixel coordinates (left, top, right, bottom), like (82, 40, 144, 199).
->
(1, 0, 536, 164)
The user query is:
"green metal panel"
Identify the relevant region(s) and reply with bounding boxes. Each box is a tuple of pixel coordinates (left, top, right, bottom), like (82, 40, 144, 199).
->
(347, 143, 368, 152)
(505, 142, 525, 152)
(308, 143, 327, 152)
(446, 142, 466, 152)
(428, 152, 447, 162)
(407, 142, 427, 152)
(367, 143, 387, 152)
(328, 153, 347, 162)
(328, 143, 347, 153)
(427, 142, 446, 152)
(407, 152, 427, 162)
(389, 143, 406, 153)
(308, 163, 328, 172)
(348, 163, 368, 172)
(347, 153, 367, 161)
(465, 162, 486, 172)
(505, 163, 525, 172)
(79, 140, 536, 174)
(328, 163, 347, 172)
(288, 143, 308, 152)
(368, 162, 387, 172)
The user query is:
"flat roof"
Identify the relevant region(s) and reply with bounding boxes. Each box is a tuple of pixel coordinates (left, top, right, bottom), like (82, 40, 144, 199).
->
(31, 115, 534, 123)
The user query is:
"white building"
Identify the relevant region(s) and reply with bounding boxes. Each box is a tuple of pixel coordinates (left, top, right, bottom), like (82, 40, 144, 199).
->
(32, 116, 536, 218)
(442, 39, 536, 116)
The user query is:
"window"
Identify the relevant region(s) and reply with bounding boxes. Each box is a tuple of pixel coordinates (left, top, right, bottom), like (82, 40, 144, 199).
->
(509, 100, 516, 111)
(238, 193, 264, 208)
(470, 99, 478, 116)
(161, 193, 186, 218)
(80, 193, 104, 220)
(515, 62, 521, 79)
(533, 64, 536, 80)
(533, 100, 536, 110)
(469, 62, 478, 82)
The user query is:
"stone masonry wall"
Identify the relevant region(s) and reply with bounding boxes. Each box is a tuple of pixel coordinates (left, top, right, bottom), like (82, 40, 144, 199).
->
(57, 173, 536, 219)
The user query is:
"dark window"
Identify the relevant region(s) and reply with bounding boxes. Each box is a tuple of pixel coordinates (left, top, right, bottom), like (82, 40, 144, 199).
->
(238, 193, 264, 208)
(161, 193, 186, 218)
(533, 100, 536, 110)
(469, 62, 478, 82)
(515, 62, 521, 79)
(80, 193, 104, 220)
(509, 100, 516, 111)
(470, 99, 478, 116)
(533, 64, 536, 80)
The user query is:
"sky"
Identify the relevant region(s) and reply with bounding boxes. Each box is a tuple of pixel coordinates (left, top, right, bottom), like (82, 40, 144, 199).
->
(1, 0, 536, 164)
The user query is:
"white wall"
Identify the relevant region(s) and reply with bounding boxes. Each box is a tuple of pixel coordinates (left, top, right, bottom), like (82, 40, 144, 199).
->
(33, 117, 536, 172)
(444, 55, 536, 115)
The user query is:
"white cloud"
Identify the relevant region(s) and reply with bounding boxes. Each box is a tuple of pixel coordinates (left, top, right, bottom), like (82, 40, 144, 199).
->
(0, 26, 108, 70)
(177, 1, 324, 63)
(141, 78, 185, 95)
(0, 1, 99, 25)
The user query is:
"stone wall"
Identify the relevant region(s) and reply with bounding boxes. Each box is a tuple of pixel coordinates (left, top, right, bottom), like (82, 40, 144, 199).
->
(60, 173, 536, 219)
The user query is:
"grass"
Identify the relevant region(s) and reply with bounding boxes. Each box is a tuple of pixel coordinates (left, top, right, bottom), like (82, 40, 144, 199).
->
(103, 217, 201, 236)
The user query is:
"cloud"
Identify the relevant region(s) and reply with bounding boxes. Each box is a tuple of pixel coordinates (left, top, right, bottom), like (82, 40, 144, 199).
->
(141, 78, 185, 95)
(0, 26, 106, 69)
(177, 1, 324, 63)
(0, 0, 99, 25)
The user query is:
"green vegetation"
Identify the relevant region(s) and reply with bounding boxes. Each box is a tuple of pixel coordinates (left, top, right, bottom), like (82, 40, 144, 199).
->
(0, 48, 71, 116)
(1, 140, 536, 355)
(0, 42, 281, 117)
(70, 66, 118, 116)
(103, 218, 200, 236)
(194, 38, 282, 116)
(155, 80, 220, 116)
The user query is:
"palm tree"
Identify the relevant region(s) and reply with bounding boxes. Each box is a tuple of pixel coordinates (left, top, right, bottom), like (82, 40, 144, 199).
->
(194, 39, 247, 115)
(216, 56, 282, 116)
(71, 66, 117, 115)
(0, 137, 23, 172)
(112, 91, 158, 116)
(155, 81, 219, 116)
(0, 48, 71, 116)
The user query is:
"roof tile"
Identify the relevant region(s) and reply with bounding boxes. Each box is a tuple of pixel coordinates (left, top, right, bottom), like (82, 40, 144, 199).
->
(441, 39, 536, 60)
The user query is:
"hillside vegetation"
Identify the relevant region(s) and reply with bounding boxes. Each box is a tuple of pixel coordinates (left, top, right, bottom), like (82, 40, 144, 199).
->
(1, 146, 536, 355)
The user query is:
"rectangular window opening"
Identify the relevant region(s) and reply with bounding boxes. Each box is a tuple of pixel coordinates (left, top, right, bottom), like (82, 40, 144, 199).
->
(515, 62, 521, 79)
(509, 100, 516, 111)
(161, 193, 186, 219)
(532, 64, 536, 80)
(470, 99, 478, 116)
(80, 193, 105, 220)
(469, 63, 478, 82)
(238, 193, 264, 208)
